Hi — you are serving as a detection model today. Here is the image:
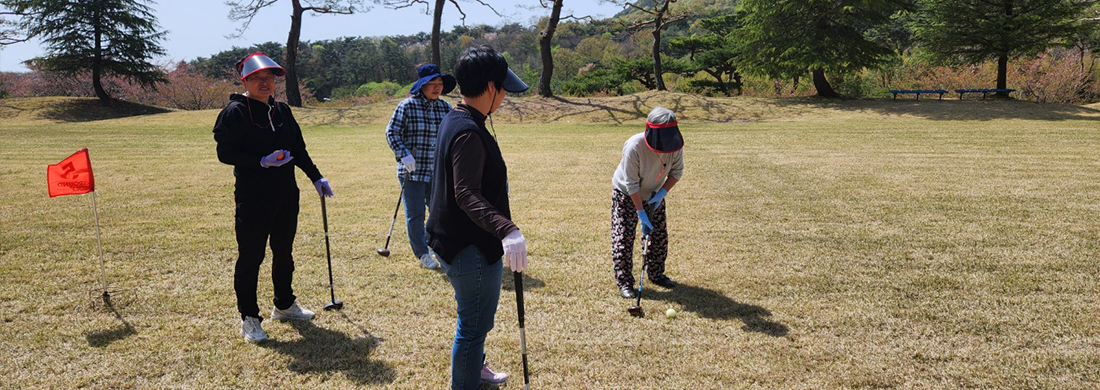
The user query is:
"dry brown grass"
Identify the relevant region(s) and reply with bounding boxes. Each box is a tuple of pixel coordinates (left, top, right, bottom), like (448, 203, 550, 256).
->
(1, 94, 1099, 389)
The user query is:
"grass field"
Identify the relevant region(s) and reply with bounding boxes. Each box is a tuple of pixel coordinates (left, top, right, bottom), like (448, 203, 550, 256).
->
(1, 93, 1099, 389)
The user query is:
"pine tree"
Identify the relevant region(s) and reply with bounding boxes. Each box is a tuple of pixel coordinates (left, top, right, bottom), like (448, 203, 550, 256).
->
(4, 0, 167, 101)
(734, 0, 913, 97)
(916, 0, 1091, 97)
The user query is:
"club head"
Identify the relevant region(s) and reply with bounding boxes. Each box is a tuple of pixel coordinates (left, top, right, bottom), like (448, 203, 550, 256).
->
(628, 306, 645, 317)
(376, 248, 390, 257)
(323, 300, 344, 311)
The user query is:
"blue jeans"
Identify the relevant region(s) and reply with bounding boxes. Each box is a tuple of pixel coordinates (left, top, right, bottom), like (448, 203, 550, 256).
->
(440, 245, 503, 390)
(399, 176, 430, 258)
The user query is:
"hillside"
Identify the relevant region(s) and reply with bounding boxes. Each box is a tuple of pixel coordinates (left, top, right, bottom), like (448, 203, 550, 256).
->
(3, 93, 1099, 127)
(0, 97, 171, 124)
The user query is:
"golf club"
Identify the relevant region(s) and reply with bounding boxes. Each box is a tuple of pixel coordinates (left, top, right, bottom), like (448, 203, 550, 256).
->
(320, 196, 343, 311)
(376, 177, 407, 257)
(514, 271, 531, 390)
(627, 233, 649, 318)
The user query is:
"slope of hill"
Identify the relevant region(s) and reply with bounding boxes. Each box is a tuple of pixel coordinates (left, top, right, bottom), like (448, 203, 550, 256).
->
(3, 93, 1098, 127)
(0, 97, 171, 124)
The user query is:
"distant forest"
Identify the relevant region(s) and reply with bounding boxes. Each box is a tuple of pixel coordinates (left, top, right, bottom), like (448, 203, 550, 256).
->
(3, 0, 1098, 106)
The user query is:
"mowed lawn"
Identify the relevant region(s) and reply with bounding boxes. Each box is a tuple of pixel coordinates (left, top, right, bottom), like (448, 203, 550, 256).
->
(1, 95, 1098, 389)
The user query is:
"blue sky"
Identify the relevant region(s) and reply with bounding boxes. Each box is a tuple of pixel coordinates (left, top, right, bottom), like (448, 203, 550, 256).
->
(1, 0, 625, 73)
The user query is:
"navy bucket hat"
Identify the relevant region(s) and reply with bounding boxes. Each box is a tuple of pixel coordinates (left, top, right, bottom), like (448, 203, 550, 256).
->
(237, 52, 285, 80)
(409, 63, 456, 95)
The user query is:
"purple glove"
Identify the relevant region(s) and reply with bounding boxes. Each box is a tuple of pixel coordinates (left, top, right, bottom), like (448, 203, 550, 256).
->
(260, 150, 293, 168)
(314, 178, 334, 197)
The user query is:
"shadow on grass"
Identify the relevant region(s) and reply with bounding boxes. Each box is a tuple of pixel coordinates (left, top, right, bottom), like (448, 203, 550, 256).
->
(501, 271, 545, 291)
(262, 320, 395, 385)
(42, 98, 170, 122)
(85, 294, 136, 348)
(647, 283, 789, 337)
(767, 96, 1099, 122)
(500, 93, 1099, 124)
(435, 271, 546, 291)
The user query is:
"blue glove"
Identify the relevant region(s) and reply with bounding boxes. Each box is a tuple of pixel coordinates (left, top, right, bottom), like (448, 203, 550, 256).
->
(314, 178, 334, 197)
(260, 149, 293, 168)
(647, 188, 668, 208)
(637, 209, 653, 237)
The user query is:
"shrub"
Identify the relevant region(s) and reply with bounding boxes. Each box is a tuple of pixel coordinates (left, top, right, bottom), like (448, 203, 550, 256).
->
(354, 81, 403, 98)
(561, 68, 635, 96)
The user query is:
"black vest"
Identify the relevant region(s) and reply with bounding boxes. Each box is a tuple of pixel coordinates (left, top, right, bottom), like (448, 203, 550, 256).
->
(426, 105, 510, 264)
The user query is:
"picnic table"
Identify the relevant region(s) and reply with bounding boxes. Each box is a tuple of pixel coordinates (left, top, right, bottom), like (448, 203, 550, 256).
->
(955, 88, 1015, 99)
(888, 89, 948, 101)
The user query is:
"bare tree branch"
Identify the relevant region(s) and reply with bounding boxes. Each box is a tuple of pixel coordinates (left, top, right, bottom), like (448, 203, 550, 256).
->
(226, 0, 280, 38)
(0, 9, 31, 46)
(379, 0, 431, 13)
(380, 0, 501, 22)
(562, 14, 594, 23)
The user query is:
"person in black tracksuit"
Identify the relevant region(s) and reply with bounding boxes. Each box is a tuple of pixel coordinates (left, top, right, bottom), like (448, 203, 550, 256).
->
(212, 53, 334, 343)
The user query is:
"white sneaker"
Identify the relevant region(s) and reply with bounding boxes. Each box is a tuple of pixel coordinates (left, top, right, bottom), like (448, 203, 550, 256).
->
(271, 301, 314, 321)
(240, 317, 268, 343)
(480, 361, 509, 385)
(419, 253, 440, 269)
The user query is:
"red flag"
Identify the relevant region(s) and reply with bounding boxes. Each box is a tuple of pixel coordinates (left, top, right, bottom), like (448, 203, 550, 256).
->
(47, 148, 95, 197)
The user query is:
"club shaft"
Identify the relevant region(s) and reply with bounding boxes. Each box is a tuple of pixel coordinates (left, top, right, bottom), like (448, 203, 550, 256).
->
(322, 196, 336, 303)
(383, 178, 407, 249)
(636, 234, 647, 307)
(514, 271, 530, 386)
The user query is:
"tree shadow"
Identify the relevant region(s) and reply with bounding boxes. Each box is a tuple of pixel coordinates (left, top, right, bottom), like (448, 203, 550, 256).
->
(261, 320, 395, 385)
(42, 98, 171, 122)
(495, 92, 1099, 124)
(768, 96, 1100, 121)
(85, 294, 137, 348)
(506, 93, 763, 124)
(646, 283, 789, 337)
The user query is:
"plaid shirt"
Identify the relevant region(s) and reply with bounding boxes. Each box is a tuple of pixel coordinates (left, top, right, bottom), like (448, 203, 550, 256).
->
(385, 95, 452, 182)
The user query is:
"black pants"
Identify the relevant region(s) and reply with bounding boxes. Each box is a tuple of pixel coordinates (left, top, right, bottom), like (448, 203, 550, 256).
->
(234, 188, 299, 319)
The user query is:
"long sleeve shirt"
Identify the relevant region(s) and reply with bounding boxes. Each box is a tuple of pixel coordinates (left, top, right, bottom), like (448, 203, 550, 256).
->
(384, 94, 452, 182)
(612, 132, 684, 202)
(426, 103, 515, 263)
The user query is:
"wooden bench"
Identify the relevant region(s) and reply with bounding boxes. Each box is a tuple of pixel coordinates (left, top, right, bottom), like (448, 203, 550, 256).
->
(888, 89, 948, 101)
(955, 88, 1015, 99)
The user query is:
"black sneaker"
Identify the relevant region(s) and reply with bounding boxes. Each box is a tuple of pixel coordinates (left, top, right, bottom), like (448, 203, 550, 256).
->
(649, 274, 677, 288)
(619, 285, 637, 299)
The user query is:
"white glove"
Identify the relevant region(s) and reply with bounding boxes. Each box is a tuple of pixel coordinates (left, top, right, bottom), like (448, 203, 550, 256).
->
(400, 154, 415, 173)
(502, 230, 527, 273)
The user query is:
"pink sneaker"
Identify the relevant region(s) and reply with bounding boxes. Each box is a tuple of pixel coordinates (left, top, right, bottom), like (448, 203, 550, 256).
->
(480, 361, 509, 385)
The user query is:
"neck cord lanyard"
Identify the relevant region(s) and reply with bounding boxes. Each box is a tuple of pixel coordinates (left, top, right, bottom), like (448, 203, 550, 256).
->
(655, 153, 668, 183)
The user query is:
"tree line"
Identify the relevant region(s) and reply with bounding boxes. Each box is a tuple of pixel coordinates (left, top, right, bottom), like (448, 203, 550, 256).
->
(2, 0, 1098, 106)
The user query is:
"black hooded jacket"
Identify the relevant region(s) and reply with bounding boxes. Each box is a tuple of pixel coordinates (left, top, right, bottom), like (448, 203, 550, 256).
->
(213, 93, 322, 197)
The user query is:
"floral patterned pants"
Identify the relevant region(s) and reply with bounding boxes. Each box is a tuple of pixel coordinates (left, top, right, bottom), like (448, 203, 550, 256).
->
(611, 189, 668, 289)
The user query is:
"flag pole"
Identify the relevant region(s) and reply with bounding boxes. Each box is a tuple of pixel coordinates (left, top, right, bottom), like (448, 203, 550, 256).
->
(91, 190, 108, 299)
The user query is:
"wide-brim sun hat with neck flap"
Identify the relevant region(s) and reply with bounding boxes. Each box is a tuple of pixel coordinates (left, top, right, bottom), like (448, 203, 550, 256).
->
(237, 52, 285, 80)
(644, 106, 684, 153)
(409, 63, 457, 95)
